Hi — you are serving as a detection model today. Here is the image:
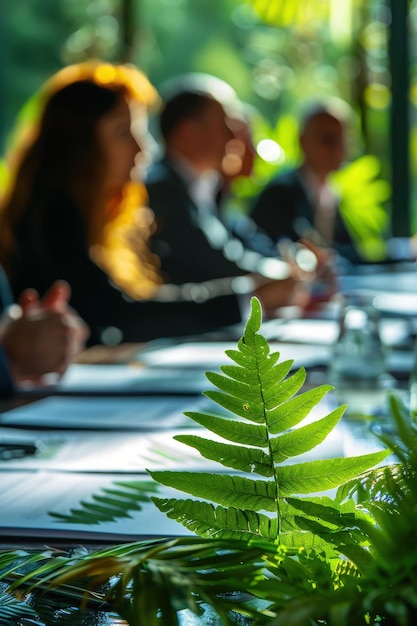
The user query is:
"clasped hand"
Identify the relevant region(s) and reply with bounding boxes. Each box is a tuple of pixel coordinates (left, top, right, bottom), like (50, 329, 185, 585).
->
(254, 239, 337, 316)
(0, 281, 89, 386)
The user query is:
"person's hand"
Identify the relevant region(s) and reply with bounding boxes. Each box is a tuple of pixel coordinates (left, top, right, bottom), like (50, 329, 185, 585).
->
(253, 239, 318, 316)
(19, 280, 90, 360)
(253, 275, 312, 317)
(297, 239, 338, 305)
(253, 237, 340, 316)
(18, 280, 73, 313)
(298, 239, 335, 278)
(0, 281, 89, 385)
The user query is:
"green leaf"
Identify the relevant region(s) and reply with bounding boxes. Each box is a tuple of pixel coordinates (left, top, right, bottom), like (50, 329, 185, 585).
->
(0, 537, 280, 624)
(219, 358, 291, 385)
(267, 384, 334, 433)
(203, 388, 265, 421)
(174, 434, 273, 476)
(152, 498, 279, 540)
(275, 451, 390, 496)
(19, 294, 410, 626)
(150, 297, 388, 548)
(270, 406, 346, 462)
(206, 370, 261, 403)
(286, 495, 361, 529)
(183, 412, 268, 447)
(148, 471, 277, 512)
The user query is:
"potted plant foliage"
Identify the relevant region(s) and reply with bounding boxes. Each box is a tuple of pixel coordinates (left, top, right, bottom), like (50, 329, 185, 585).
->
(1, 298, 416, 625)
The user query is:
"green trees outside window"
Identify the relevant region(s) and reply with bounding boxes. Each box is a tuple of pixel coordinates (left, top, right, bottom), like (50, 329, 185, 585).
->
(1, 0, 416, 240)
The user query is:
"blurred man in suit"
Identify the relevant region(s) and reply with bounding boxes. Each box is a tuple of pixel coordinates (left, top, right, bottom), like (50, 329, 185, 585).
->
(145, 75, 318, 325)
(250, 102, 364, 266)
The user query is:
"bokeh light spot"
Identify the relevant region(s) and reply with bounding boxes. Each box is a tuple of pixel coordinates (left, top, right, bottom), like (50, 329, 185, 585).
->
(257, 139, 285, 163)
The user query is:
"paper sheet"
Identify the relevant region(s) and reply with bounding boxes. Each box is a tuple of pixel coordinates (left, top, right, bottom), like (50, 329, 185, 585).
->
(18, 364, 210, 396)
(0, 395, 210, 430)
(262, 319, 339, 344)
(137, 340, 330, 369)
(0, 426, 218, 473)
(0, 470, 191, 541)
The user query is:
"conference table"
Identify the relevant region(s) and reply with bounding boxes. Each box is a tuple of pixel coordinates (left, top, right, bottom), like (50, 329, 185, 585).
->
(0, 263, 415, 623)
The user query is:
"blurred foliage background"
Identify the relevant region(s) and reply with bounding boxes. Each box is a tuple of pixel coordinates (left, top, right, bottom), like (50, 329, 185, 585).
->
(1, 0, 416, 250)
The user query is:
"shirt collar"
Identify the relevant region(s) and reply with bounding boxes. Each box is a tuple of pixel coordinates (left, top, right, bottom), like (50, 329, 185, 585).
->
(167, 152, 222, 214)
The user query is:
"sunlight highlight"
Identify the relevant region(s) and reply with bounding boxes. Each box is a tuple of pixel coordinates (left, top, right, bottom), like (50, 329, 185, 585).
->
(257, 139, 285, 163)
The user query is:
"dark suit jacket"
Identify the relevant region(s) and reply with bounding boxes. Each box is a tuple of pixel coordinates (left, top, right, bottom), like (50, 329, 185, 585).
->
(145, 158, 257, 328)
(250, 168, 363, 264)
(145, 159, 254, 283)
(8, 188, 243, 345)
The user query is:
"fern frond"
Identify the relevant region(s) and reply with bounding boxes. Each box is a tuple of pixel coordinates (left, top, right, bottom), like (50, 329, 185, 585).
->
(150, 297, 389, 547)
(376, 392, 417, 465)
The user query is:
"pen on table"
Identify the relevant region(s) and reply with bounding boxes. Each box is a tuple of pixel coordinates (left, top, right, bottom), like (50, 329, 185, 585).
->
(0, 438, 42, 460)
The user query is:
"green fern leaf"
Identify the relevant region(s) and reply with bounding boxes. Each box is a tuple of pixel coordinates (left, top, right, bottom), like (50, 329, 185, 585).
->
(176, 406, 345, 471)
(149, 471, 277, 512)
(151, 452, 387, 522)
(206, 371, 261, 403)
(286, 495, 361, 528)
(152, 497, 279, 539)
(207, 357, 295, 399)
(174, 434, 273, 476)
(204, 365, 307, 421)
(183, 412, 268, 447)
(275, 451, 389, 495)
(150, 297, 390, 547)
(285, 495, 375, 560)
(44, 296, 390, 554)
(263, 366, 307, 407)
(219, 358, 291, 384)
(267, 384, 334, 433)
(270, 406, 345, 462)
(151, 498, 341, 551)
(224, 346, 292, 385)
(262, 364, 304, 404)
(203, 388, 265, 422)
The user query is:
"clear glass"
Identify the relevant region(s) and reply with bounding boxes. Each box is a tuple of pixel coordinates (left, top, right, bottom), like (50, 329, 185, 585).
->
(328, 302, 395, 417)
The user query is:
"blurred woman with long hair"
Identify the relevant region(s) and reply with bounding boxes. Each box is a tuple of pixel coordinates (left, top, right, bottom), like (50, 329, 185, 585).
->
(0, 61, 254, 344)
